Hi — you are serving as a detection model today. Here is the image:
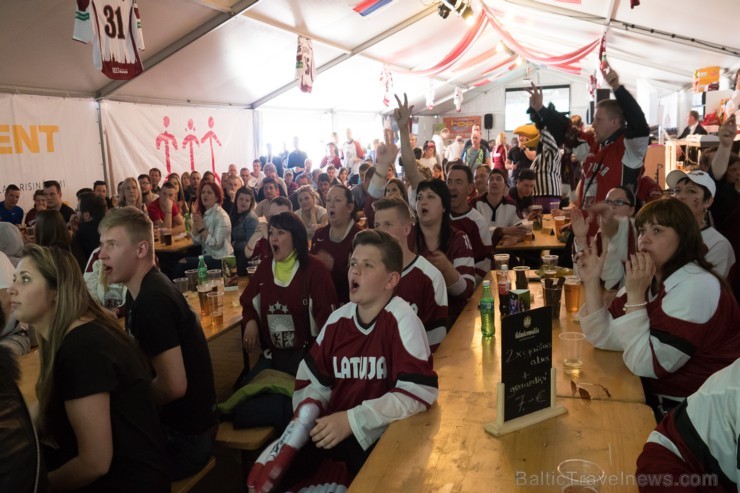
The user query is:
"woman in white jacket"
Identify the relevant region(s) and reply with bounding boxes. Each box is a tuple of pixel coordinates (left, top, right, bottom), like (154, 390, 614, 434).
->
(577, 198, 740, 419)
(174, 180, 233, 277)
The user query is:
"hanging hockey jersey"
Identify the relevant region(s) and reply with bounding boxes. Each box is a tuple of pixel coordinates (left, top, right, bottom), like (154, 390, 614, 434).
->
(73, 0, 145, 80)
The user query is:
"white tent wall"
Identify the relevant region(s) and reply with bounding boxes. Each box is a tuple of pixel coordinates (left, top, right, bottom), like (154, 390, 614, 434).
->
(0, 94, 104, 214)
(102, 101, 255, 188)
(256, 109, 385, 165)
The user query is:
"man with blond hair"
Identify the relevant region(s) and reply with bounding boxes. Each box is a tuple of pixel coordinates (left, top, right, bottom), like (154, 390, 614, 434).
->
(98, 207, 217, 480)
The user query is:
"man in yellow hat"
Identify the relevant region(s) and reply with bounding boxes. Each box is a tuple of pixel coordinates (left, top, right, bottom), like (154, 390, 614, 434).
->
(509, 124, 539, 185)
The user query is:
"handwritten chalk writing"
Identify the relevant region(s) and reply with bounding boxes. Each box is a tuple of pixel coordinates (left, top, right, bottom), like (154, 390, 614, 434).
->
(508, 372, 549, 395)
(505, 341, 552, 363)
(514, 389, 547, 412)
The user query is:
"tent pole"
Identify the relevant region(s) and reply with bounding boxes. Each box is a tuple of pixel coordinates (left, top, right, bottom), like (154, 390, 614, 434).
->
(96, 102, 110, 190)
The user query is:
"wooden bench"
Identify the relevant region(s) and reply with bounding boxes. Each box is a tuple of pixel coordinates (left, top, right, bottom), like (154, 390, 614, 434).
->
(171, 456, 216, 493)
(215, 422, 276, 451)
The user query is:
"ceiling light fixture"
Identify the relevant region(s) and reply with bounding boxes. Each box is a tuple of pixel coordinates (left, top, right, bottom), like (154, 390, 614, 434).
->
(438, 0, 474, 21)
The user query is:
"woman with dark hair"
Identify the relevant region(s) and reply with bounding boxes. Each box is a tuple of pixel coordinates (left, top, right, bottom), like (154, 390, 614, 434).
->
(201, 170, 216, 184)
(9, 245, 168, 491)
(35, 209, 88, 269)
(35, 210, 71, 250)
(166, 173, 189, 215)
(230, 187, 259, 275)
(419, 140, 439, 170)
(338, 167, 350, 187)
(384, 178, 409, 203)
(239, 211, 337, 384)
(310, 185, 360, 304)
(578, 198, 740, 418)
(414, 179, 475, 324)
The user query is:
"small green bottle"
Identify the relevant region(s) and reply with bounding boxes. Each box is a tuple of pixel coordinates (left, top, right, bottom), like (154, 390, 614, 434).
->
(480, 281, 495, 338)
(184, 211, 191, 234)
(197, 255, 207, 285)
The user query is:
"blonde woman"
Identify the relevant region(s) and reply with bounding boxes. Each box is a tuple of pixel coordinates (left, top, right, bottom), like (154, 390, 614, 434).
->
(9, 245, 168, 491)
(118, 177, 147, 213)
(295, 185, 328, 237)
(492, 132, 508, 171)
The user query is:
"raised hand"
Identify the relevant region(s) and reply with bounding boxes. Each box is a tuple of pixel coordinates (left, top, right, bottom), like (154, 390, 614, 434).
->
(375, 138, 399, 170)
(569, 207, 590, 240)
(718, 114, 736, 148)
(526, 82, 544, 111)
(393, 93, 414, 130)
(601, 61, 620, 89)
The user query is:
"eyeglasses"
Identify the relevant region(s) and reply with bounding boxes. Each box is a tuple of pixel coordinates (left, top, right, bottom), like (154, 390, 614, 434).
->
(605, 199, 631, 207)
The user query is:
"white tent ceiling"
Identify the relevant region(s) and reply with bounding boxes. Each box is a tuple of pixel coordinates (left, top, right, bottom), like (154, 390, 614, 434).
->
(1, 0, 738, 115)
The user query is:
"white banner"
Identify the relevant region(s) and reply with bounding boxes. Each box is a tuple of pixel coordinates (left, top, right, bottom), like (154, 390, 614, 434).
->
(0, 94, 103, 213)
(102, 101, 254, 188)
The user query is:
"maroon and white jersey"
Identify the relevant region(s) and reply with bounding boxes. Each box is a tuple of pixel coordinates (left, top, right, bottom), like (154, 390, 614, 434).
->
(580, 263, 740, 399)
(240, 256, 337, 356)
(637, 359, 740, 491)
(293, 297, 438, 450)
(701, 226, 735, 279)
(73, 0, 145, 80)
(450, 207, 492, 286)
(396, 255, 448, 351)
(416, 228, 475, 325)
(474, 195, 520, 233)
(310, 222, 361, 305)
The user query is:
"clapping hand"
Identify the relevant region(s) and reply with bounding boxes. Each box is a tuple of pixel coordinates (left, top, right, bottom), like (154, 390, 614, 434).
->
(569, 207, 590, 240)
(576, 237, 607, 288)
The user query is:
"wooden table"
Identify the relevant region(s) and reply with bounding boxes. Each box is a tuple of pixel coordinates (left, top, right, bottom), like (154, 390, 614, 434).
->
(154, 235, 194, 253)
(114, 276, 248, 342)
(350, 273, 652, 493)
(190, 280, 246, 342)
(498, 230, 565, 252)
(434, 277, 645, 403)
(349, 390, 655, 493)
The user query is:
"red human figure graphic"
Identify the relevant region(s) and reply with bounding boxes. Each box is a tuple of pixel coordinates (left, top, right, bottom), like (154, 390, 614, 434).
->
(155, 116, 178, 174)
(182, 118, 201, 173)
(201, 116, 222, 182)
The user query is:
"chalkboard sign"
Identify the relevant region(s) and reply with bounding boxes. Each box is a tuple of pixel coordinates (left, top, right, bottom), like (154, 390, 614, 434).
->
(500, 306, 552, 421)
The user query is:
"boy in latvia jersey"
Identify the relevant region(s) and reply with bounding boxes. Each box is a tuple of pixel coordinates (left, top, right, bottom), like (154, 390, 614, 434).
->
(247, 230, 439, 493)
